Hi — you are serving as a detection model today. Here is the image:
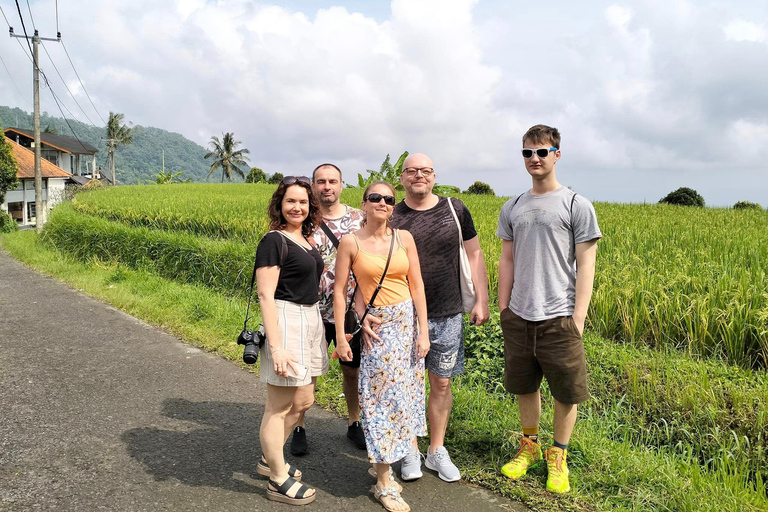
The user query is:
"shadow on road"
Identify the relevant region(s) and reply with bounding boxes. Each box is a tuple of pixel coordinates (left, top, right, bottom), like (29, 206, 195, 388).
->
(122, 398, 373, 499)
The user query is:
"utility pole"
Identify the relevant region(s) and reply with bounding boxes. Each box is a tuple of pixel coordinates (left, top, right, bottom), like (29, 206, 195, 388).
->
(10, 27, 61, 232)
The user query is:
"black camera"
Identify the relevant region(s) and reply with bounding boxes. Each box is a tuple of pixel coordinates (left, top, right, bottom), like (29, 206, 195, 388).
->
(237, 326, 266, 364)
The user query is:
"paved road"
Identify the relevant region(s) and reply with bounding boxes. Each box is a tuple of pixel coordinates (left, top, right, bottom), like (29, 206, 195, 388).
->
(0, 249, 526, 512)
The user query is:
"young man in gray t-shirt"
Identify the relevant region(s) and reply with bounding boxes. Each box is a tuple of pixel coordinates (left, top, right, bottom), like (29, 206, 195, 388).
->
(496, 125, 601, 494)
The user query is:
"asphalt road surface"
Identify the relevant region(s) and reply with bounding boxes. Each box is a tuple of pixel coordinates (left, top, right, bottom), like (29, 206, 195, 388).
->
(0, 249, 527, 511)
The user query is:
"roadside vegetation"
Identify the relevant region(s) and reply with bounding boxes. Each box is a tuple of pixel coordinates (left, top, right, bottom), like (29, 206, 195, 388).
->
(2, 183, 767, 511)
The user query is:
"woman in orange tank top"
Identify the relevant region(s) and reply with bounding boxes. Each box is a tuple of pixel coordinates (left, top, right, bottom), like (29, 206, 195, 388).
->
(333, 181, 429, 512)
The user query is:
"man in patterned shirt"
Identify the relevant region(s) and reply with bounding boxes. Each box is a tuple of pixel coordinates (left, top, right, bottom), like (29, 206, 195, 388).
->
(288, 163, 366, 456)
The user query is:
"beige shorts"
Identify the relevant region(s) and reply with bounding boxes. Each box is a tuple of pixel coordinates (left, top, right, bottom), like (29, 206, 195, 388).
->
(260, 299, 328, 387)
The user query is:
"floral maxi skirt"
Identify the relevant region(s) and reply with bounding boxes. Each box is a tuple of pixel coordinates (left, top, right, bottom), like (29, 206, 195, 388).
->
(359, 298, 426, 464)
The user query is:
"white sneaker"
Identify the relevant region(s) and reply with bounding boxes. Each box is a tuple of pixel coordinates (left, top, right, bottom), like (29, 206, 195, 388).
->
(400, 445, 423, 481)
(425, 446, 461, 482)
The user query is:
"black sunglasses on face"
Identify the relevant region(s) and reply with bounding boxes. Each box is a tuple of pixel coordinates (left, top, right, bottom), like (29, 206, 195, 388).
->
(282, 175, 311, 185)
(365, 193, 396, 206)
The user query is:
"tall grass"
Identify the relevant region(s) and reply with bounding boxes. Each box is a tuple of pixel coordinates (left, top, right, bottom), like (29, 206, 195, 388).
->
(42, 202, 254, 294)
(69, 185, 768, 368)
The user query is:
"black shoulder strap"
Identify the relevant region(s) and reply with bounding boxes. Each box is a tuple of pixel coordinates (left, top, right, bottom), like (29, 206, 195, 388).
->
(357, 230, 396, 326)
(511, 193, 523, 209)
(320, 221, 340, 248)
(570, 193, 578, 246)
(244, 233, 287, 329)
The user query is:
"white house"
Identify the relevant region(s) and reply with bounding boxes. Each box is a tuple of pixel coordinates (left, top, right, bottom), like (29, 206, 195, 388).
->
(1, 136, 71, 226)
(4, 127, 98, 177)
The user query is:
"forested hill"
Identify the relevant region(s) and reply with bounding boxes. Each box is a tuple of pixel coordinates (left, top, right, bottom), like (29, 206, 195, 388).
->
(0, 105, 218, 184)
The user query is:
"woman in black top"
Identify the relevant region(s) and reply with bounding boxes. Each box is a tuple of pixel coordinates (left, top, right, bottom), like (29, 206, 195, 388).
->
(255, 177, 325, 505)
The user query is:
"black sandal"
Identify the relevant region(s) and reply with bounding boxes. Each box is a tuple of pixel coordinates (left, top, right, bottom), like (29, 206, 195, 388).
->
(267, 477, 316, 505)
(257, 456, 302, 481)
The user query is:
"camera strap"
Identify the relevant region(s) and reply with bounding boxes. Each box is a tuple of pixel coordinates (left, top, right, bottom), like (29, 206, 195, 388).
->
(243, 232, 287, 330)
(321, 220, 359, 315)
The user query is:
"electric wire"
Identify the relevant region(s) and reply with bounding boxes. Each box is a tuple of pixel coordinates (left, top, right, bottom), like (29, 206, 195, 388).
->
(61, 40, 106, 125)
(55, 0, 58, 33)
(0, 51, 30, 105)
(14, 0, 34, 60)
(1, 6, 33, 63)
(25, 0, 35, 30)
(40, 40, 96, 125)
(10, 1, 90, 151)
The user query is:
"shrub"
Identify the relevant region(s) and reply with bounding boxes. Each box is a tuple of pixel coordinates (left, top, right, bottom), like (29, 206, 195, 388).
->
(464, 181, 495, 195)
(0, 211, 17, 233)
(659, 187, 705, 207)
(267, 172, 284, 185)
(433, 185, 461, 195)
(245, 167, 267, 183)
(733, 200, 762, 210)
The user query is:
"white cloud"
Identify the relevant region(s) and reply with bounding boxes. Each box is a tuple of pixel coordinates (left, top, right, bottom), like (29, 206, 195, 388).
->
(0, 0, 767, 205)
(724, 19, 766, 42)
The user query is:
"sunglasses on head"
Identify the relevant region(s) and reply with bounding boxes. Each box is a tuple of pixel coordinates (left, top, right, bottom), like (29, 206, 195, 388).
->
(522, 147, 558, 159)
(365, 193, 396, 206)
(282, 175, 311, 185)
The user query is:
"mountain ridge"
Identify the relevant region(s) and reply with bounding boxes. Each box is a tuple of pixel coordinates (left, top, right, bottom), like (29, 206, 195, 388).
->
(0, 105, 228, 184)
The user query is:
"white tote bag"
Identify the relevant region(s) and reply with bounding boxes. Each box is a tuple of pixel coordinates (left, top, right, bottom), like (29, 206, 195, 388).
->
(447, 198, 477, 313)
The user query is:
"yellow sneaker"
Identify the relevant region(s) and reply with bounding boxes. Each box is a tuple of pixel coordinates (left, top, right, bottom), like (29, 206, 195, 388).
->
(545, 447, 570, 494)
(501, 436, 542, 480)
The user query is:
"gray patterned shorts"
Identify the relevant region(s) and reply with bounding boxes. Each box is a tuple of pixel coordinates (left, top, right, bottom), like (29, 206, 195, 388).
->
(425, 313, 465, 378)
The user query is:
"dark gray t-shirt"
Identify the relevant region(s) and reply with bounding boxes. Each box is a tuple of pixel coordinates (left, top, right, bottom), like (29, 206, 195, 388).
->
(392, 196, 477, 318)
(496, 187, 601, 321)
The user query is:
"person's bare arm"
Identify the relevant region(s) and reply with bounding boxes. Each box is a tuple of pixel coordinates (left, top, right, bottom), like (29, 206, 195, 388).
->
(464, 236, 490, 325)
(498, 239, 514, 311)
(573, 239, 598, 334)
(333, 237, 356, 361)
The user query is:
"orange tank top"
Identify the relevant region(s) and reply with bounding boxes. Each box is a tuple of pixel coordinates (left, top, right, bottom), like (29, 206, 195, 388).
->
(351, 230, 410, 307)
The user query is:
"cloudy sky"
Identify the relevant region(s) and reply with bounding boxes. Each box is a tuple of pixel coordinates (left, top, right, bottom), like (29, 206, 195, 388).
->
(1, 0, 767, 206)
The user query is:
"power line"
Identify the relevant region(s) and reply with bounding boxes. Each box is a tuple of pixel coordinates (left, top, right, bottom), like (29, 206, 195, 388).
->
(0, 6, 33, 63)
(40, 40, 96, 125)
(14, 1, 34, 58)
(10, 1, 90, 151)
(43, 73, 90, 151)
(61, 40, 106, 125)
(25, 0, 35, 30)
(0, 51, 30, 105)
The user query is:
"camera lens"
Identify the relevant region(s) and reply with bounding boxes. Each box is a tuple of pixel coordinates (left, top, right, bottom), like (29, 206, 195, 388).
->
(243, 342, 259, 364)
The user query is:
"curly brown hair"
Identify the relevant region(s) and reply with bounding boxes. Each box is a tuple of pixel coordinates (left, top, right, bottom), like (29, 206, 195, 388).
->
(267, 180, 321, 238)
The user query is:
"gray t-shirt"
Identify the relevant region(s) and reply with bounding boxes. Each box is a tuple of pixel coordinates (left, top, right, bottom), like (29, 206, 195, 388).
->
(496, 187, 602, 321)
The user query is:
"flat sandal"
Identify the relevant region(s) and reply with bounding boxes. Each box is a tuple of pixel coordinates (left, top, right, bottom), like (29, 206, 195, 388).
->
(371, 484, 410, 512)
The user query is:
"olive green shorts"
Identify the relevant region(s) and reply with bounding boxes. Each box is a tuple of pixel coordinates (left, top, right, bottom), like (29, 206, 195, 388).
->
(499, 308, 589, 405)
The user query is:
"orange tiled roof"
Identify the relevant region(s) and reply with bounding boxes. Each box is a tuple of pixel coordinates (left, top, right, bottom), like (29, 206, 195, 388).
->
(5, 136, 71, 178)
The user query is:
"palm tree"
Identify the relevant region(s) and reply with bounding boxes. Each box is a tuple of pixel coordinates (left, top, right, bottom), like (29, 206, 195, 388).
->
(106, 112, 134, 185)
(204, 133, 250, 182)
